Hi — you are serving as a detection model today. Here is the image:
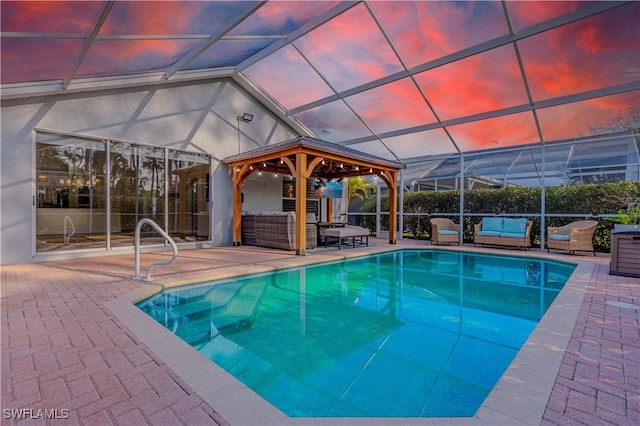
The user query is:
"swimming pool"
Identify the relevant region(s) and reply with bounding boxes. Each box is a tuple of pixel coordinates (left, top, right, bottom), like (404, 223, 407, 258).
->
(137, 249, 575, 418)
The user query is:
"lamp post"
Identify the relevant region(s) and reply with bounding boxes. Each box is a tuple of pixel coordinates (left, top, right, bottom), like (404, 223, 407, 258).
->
(236, 113, 253, 153)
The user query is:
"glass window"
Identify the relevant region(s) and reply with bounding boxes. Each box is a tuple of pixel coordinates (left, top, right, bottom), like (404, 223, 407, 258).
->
(35, 134, 107, 252)
(110, 142, 165, 247)
(167, 150, 210, 241)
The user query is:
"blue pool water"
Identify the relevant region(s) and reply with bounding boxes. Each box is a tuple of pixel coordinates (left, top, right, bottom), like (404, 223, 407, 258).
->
(137, 249, 575, 418)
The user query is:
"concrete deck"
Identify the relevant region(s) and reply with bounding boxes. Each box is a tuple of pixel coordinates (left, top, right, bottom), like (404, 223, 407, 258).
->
(1, 240, 638, 425)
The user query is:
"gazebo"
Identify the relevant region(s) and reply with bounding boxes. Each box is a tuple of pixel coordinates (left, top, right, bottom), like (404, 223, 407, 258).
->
(224, 136, 406, 255)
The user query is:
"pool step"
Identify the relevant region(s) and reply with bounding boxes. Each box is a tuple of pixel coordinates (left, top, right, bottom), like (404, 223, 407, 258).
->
(212, 280, 267, 331)
(171, 281, 243, 317)
(171, 280, 268, 343)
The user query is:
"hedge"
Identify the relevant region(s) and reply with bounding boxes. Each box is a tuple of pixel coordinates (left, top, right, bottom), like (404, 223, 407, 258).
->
(360, 182, 640, 252)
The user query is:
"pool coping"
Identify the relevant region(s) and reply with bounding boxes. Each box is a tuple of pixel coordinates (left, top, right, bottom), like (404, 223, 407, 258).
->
(105, 245, 592, 425)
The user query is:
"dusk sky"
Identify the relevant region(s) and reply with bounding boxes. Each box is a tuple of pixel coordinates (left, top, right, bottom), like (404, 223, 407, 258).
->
(2, 0, 638, 160)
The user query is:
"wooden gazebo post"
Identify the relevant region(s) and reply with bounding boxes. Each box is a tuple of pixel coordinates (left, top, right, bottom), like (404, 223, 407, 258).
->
(378, 170, 398, 244)
(295, 152, 308, 255)
(231, 164, 251, 246)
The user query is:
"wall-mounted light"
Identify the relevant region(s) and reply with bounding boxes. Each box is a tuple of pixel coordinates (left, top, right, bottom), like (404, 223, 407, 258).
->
(236, 112, 253, 153)
(238, 112, 253, 123)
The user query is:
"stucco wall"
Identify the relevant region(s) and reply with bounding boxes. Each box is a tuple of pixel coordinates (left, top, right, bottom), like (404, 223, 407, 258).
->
(0, 78, 296, 264)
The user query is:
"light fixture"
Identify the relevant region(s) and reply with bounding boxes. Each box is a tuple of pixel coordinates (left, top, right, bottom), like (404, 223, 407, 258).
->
(38, 172, 47, 182)
(236, 113, 253, 154)
(238, 112, 253, 123)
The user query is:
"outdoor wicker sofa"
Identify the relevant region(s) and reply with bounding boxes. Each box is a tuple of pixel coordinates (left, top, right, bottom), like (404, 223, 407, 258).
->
(546, 220, 597, 255)
(474, 217, 532, 249)
(241, 211, 317, 250)
(430, 218, 460, 245)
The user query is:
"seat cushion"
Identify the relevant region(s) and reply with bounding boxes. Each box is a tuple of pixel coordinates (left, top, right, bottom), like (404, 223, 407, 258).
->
(438, 230, 458, 235)
(500, 232, 525, 239)
(482, 217, 503, 232)
(549, 234, 570, 241)
(503, 218, 527, 234)
(476, 230, 501, 237)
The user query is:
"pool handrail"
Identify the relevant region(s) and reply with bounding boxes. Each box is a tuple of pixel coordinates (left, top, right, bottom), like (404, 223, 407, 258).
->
(63, 215, 76, 245)
(134, 218, 178, 281)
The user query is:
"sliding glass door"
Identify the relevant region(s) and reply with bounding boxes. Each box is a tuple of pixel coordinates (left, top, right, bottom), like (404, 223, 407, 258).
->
(35, 134, 107, 252)
(35, 131, 211, 253)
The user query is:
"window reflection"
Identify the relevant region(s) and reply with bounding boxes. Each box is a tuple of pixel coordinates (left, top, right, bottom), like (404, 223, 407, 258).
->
(168, 150, 210, 240)
(35, 136, 107, 252)
(110, 142, 165, 246)
(35, 132, 211, 253)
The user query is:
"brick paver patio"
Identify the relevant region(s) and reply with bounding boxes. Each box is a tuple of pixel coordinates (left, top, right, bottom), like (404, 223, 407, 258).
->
(1, 242, 638, 425)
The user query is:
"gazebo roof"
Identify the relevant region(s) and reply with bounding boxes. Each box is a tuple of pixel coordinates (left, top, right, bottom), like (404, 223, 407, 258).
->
(225, 135, 403, 252)
(224, 136, 405, 180)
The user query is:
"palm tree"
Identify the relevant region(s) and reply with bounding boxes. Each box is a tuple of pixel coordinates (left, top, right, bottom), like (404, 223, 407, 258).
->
(347, 176, 375, 205)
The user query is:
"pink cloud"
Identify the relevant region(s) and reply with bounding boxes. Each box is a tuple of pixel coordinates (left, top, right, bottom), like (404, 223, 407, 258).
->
(415, 45, 528, 120)
(346, 78, 437, 133)
(447, 112, 540, 151)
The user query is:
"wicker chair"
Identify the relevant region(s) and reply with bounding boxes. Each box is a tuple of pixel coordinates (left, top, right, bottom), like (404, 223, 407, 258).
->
(547, 220, 598, 255)
(430, 218, 460, 245)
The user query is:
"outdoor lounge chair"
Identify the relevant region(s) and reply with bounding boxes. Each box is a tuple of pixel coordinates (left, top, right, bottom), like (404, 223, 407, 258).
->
(430, 218, 460, 245)
(547, 220, 598, 255)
